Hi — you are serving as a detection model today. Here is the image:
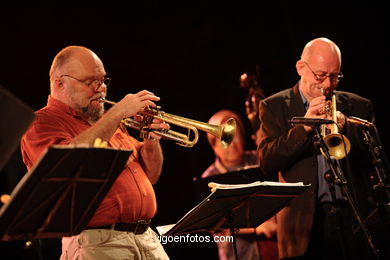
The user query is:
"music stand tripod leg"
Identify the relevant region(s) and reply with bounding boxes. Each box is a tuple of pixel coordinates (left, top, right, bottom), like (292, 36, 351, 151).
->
(227, 214, 239, 260)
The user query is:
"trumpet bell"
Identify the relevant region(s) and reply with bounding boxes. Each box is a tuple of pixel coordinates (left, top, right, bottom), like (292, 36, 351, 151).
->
(321, 133, 351, 160)
(220, 118, 236, 149)
(320, 93, 351, 160)
(163, 112, 237, 148)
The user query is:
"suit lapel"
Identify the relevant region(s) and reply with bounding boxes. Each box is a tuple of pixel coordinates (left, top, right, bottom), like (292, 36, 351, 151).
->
(335, 91, 353, 116)
(289, 83, 307, 118)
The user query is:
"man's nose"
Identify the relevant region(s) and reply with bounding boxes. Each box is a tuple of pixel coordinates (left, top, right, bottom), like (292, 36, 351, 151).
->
(95, 83, 107, 92)
(324, 76, 338, 90)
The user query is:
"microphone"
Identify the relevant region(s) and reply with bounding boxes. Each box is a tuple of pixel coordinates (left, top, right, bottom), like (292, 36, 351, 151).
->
(347, 116, 374, 128)
(289, 117, 335, 126)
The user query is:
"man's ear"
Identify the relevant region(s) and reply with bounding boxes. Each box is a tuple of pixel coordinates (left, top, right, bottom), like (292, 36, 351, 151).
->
(296, 60, 305, 76)
(53, 78, 64, 89)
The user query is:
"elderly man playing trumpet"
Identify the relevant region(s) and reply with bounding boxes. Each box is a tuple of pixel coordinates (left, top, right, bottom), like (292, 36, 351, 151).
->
(256, 38, 389, 259)
(21, 46, 170, 260)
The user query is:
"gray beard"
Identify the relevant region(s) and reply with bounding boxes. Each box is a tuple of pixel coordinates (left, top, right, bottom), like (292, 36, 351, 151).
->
(78, 104, 104, 124)
(67, 92, 106, 124)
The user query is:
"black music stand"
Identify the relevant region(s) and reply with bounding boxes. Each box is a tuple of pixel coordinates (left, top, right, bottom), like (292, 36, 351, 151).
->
(0, 145, 132, 241)
(0, 85, 35, 170)
(159, 182, 309, 259)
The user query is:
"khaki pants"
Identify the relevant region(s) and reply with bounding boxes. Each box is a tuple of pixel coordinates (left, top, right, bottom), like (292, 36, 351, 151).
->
(60, 227, 169, 260)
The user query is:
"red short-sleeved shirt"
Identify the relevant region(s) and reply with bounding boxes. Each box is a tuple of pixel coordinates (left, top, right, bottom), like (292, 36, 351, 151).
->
(21, 96, 157, 226)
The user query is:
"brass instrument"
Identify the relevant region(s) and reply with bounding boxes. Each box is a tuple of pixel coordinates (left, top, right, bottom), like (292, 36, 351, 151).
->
(320, 90, 351, 159)
(99, 98, 236, 148)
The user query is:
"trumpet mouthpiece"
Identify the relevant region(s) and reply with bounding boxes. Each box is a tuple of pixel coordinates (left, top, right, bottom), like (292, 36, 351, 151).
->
(99, 98, 116, 105)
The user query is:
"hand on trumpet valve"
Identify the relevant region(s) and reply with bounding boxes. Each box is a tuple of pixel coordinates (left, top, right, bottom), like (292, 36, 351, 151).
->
(143, 118, 170, 142)
(318, 100, 332, 115)
(305, 96, 327, 117)
(301, 96, 327, 132)
(117, 90, 160, 118)
(306, 95, 346, 131)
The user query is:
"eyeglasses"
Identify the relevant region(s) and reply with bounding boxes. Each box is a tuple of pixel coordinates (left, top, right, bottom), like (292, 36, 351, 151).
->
(303, 61, 343, 83)
(61, 74, 111, 89)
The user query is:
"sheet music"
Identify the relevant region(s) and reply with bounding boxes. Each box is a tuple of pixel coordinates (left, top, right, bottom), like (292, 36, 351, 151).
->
(156, 224, 176, 236)
(208, 181, 304, 191)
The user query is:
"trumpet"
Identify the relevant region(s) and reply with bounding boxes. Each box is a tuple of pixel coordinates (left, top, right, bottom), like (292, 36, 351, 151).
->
(99, 98, 236, 148)
(320, 90, 351, 159)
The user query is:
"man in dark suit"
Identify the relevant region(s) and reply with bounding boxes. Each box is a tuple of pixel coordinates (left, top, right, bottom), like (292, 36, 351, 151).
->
(257, 37, 389, 259)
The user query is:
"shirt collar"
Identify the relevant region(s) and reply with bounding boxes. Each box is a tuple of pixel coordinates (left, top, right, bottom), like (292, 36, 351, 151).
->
(298, 82, 309, 109)
(47, 95, 81, 118)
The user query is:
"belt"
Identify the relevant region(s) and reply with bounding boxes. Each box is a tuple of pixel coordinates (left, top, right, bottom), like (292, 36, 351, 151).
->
(86, 220, 151, 234)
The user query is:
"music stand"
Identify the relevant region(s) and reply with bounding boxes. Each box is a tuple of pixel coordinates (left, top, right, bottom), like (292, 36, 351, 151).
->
(0, 145, 132, 241)
(159, 182, 309, 259)
(193, 165, 277, 203)
(0, 85, 35, 170)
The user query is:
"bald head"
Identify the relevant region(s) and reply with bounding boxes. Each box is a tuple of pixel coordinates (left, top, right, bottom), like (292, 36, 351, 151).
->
(50, 46, 93, 78)
(301, 37, 341, 66)
(49, 46, 105, 92)
(296, 37, 343, 101)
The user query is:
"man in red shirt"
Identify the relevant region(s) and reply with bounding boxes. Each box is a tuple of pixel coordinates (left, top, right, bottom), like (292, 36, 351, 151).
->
(21, 46, 170, 259)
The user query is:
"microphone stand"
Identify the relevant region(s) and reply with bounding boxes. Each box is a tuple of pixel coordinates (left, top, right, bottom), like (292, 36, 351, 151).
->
(361, 124, 390, 242)
(312, 127, 380, 259)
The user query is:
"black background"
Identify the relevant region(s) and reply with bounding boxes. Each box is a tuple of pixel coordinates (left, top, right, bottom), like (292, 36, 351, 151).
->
(1, 3, 389, 259)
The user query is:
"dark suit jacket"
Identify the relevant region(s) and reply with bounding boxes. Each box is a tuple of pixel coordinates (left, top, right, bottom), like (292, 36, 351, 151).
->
(257, 83, 375, 258)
